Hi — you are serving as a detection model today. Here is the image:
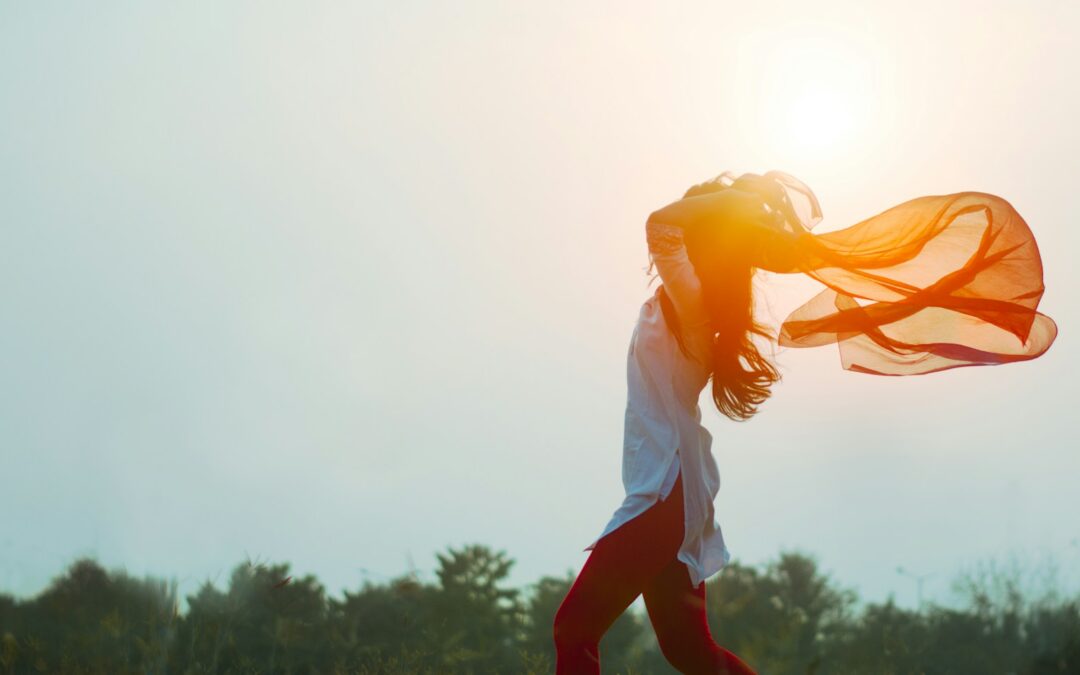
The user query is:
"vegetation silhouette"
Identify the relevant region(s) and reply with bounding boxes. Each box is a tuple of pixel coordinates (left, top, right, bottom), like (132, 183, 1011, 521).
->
(1, 545, 1078, 674)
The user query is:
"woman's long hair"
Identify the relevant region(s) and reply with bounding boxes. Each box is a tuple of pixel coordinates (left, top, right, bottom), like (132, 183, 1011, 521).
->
(652, 175, 783, 422)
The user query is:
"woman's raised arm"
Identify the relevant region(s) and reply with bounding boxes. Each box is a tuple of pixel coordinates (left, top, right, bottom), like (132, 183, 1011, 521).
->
(648, 183, 806, 272)
(645, 218, 713, 358)
(646, 187, 779, 237)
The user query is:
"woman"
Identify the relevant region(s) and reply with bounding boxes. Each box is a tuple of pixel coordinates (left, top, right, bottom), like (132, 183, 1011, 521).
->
(551, 170, 1056, 673)
(551, 172, 800, 675)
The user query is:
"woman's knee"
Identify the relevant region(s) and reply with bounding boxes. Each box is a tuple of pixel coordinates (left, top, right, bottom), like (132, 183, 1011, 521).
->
(552, 604, 579, 648)
(552, 599, 595, 651)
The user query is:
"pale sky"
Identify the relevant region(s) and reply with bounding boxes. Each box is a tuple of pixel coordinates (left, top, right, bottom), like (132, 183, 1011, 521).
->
(2, 0, 1078, 611)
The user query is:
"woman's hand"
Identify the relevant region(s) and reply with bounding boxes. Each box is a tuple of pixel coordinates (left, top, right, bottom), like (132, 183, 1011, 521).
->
(750, 217, 806, 272)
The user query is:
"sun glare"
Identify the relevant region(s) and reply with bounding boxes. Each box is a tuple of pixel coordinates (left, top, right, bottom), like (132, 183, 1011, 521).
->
(782, 87, 858, 154)
(734, 26, 887, 167)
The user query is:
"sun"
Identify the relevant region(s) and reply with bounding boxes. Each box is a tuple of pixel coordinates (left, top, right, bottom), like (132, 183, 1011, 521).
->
(781, 86, 859, 155)
(734, 26, 887, 167)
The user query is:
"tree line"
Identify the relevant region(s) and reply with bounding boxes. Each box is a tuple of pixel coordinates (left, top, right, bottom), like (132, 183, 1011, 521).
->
(1, 544, 1077, 674)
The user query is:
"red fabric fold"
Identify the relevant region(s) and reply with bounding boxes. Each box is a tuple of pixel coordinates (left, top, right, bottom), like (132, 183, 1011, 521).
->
(756, 173, 1057, 375)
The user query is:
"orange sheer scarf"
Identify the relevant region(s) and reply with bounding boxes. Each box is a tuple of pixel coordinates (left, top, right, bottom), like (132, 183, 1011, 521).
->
(748, 172, 1058, 375)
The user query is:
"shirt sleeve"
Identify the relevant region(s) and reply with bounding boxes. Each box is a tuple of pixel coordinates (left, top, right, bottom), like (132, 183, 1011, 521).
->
(646, 219, 713, 337)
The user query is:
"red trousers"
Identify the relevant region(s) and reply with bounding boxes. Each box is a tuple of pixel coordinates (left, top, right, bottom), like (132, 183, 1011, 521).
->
(552, 470, 756, 675)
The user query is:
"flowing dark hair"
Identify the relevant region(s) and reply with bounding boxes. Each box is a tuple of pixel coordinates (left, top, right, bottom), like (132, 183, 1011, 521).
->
(655, 251, 780, 422)
(651, 176, 785, 422)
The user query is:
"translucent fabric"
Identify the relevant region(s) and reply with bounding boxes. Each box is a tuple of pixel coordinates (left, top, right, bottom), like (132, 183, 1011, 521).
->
(745, 171, 1058, 375)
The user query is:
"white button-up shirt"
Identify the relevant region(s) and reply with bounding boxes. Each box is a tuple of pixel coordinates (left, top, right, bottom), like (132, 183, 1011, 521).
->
(584, 219, 731, 589)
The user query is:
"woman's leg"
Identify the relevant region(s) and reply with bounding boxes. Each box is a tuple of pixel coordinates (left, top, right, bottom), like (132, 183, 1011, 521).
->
(553, 474, 685, 675)
(642, 557, 756, 675)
